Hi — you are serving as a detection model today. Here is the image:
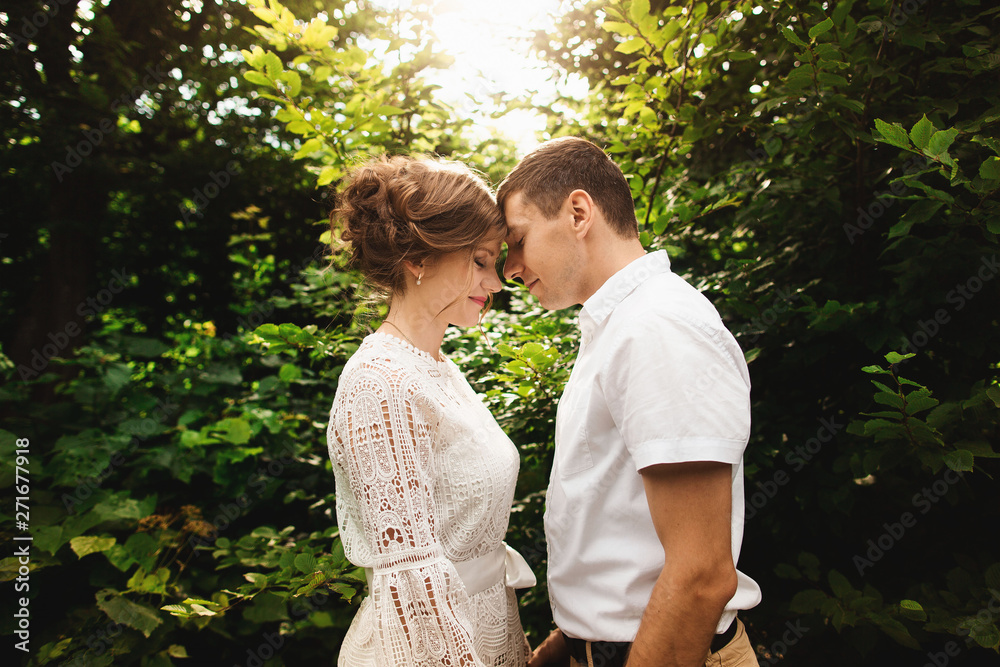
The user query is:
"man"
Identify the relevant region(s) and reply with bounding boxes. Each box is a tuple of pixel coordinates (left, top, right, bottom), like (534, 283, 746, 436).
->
(498, 137, 761, 667)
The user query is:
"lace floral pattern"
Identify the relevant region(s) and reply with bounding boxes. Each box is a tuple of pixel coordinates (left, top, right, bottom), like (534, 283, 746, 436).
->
(328, 332, 528, 666)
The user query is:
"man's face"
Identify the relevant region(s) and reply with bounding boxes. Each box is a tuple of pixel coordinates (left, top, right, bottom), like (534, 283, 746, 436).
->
(502, 191, 581, 310)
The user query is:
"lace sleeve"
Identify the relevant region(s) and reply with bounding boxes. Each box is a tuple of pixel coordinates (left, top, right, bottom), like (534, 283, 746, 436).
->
(331, 360, 485, 666)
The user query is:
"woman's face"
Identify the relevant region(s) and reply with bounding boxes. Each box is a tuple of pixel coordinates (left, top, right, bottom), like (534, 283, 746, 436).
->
(422, 238, 504, 328)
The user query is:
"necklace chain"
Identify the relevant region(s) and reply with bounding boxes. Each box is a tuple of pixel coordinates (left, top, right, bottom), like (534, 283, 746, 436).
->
(382, 320, 440, 361)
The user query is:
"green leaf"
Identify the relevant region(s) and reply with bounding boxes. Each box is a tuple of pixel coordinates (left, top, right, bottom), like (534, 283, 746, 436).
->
(828, 570, 854, 597)
(33, 526, 65, 555)
(214, 418, 252, 445)
(162, 597, 221, 618)
(262, 52, 283, 79)
(874, 119, 912, 150)
(122, 337, 170, 358)
(780, 25, 809, 47)
(629, 0, 650, 23)
(103, 362, 133, 394)
(909, 115, 935, 150)
(167, 645, 189, 658)
(873, 616, 921, 649)
(817, 72, 849, 87)
(244, 572, 268, 587)
(987, 385, 1000, 408)
(926, 403, 960, 430)
(889, 200, 944, 238)
(125, 532, 158, 570)
(240, 48, 261, 69)
(255, 323, 280, 340)
(774, 563, 802, 580)
(926, 128, 959, 157)
(884, 351, 915, 364)
(279, 364, 302, 382)
(808, 17, 834, 40)
(96, 589, 163, 637)
(243, 70, 271, 87)
(282, 70, 302, 97)
(602, 21, 636, 36)
(615, 37, 646, 55)
(970, 623, 1000, 649)
(294, 552, 318, 574)
(972, 135, 1000, 156)
(790, 588, 828, 613)
(329, 582, 357, 601)
(70, 535, 116, 559)
(278, 323, 303, 339)
(943, 449, 974, 472)
(899, 599, 928, 621)
(286, 120, 313, 135)
(979, 156, 1000, 181)
(905, 391, 939, 415)
(505, 360, 528, 376)
(864, 419, 906, 440)
(243, 591, 289, 623)
(293, 138, 323, 159)
(92, 493, 155, 522)
(986, 563, 1000, 591)
(832, 0, 854, 25)
(873, 391, 904, 409)
(317, 166, 338, 187)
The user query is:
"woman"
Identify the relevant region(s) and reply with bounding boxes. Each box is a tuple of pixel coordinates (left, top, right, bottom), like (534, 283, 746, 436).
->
(327, 155, 534, 666)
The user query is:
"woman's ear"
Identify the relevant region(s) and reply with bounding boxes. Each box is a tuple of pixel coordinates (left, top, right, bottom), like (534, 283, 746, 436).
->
(402, 259, 427, 282)
(402, 260, 420, 278)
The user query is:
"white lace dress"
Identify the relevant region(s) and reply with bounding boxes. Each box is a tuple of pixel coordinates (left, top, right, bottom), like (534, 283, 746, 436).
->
(327, 332, 531, 666)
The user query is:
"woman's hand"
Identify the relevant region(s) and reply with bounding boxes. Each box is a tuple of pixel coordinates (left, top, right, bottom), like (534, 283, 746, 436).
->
(528, 628, 570, 667)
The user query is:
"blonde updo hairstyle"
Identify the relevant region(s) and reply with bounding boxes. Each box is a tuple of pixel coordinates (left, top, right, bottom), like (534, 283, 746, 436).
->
(332, 155, 504, 310)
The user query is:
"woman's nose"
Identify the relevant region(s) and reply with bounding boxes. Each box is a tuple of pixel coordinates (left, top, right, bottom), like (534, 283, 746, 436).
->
(485, 269, 503, 293)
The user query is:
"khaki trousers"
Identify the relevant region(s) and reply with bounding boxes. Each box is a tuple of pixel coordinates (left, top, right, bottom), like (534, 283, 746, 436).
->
(568, 619, 758, 667)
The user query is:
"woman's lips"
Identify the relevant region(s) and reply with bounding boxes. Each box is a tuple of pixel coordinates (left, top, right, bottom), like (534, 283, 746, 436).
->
(470, 296, 487, 307)
(527, 279, 539, 292)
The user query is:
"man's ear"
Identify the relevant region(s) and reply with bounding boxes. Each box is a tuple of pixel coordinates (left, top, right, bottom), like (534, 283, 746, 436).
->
(566, 189, 596, 239)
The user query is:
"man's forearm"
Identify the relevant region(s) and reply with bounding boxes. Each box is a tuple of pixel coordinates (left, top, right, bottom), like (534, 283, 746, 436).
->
(625, 567, 734, 667)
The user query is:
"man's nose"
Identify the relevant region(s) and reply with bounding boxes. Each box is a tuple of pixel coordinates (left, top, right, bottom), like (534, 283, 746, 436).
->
(503, 250, 521, 282)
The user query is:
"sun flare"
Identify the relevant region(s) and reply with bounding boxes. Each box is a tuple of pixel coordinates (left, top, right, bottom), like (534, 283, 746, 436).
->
(404, 0, 587, 152)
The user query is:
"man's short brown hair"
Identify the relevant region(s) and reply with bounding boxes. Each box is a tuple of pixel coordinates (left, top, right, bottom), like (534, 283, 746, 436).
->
(497, 137, 638, 239)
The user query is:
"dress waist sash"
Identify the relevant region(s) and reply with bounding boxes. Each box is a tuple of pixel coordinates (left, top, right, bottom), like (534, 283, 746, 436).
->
(364, 541, 535, 597)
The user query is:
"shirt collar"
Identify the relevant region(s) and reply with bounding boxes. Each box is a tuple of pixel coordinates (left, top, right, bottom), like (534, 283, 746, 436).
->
(579, 250, 672, 341)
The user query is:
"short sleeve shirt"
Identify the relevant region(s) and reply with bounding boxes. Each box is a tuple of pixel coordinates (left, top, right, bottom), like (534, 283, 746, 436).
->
(546, 250, 762, 642)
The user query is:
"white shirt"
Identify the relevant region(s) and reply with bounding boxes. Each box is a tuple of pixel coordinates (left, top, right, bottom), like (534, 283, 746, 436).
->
(546, 250, 762, 642)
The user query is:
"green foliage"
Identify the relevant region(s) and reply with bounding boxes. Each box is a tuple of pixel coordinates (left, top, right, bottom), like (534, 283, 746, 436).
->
(3, 0, 999, 664)
(0, 300, 363, 663)
(238, 0, 490, 185)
